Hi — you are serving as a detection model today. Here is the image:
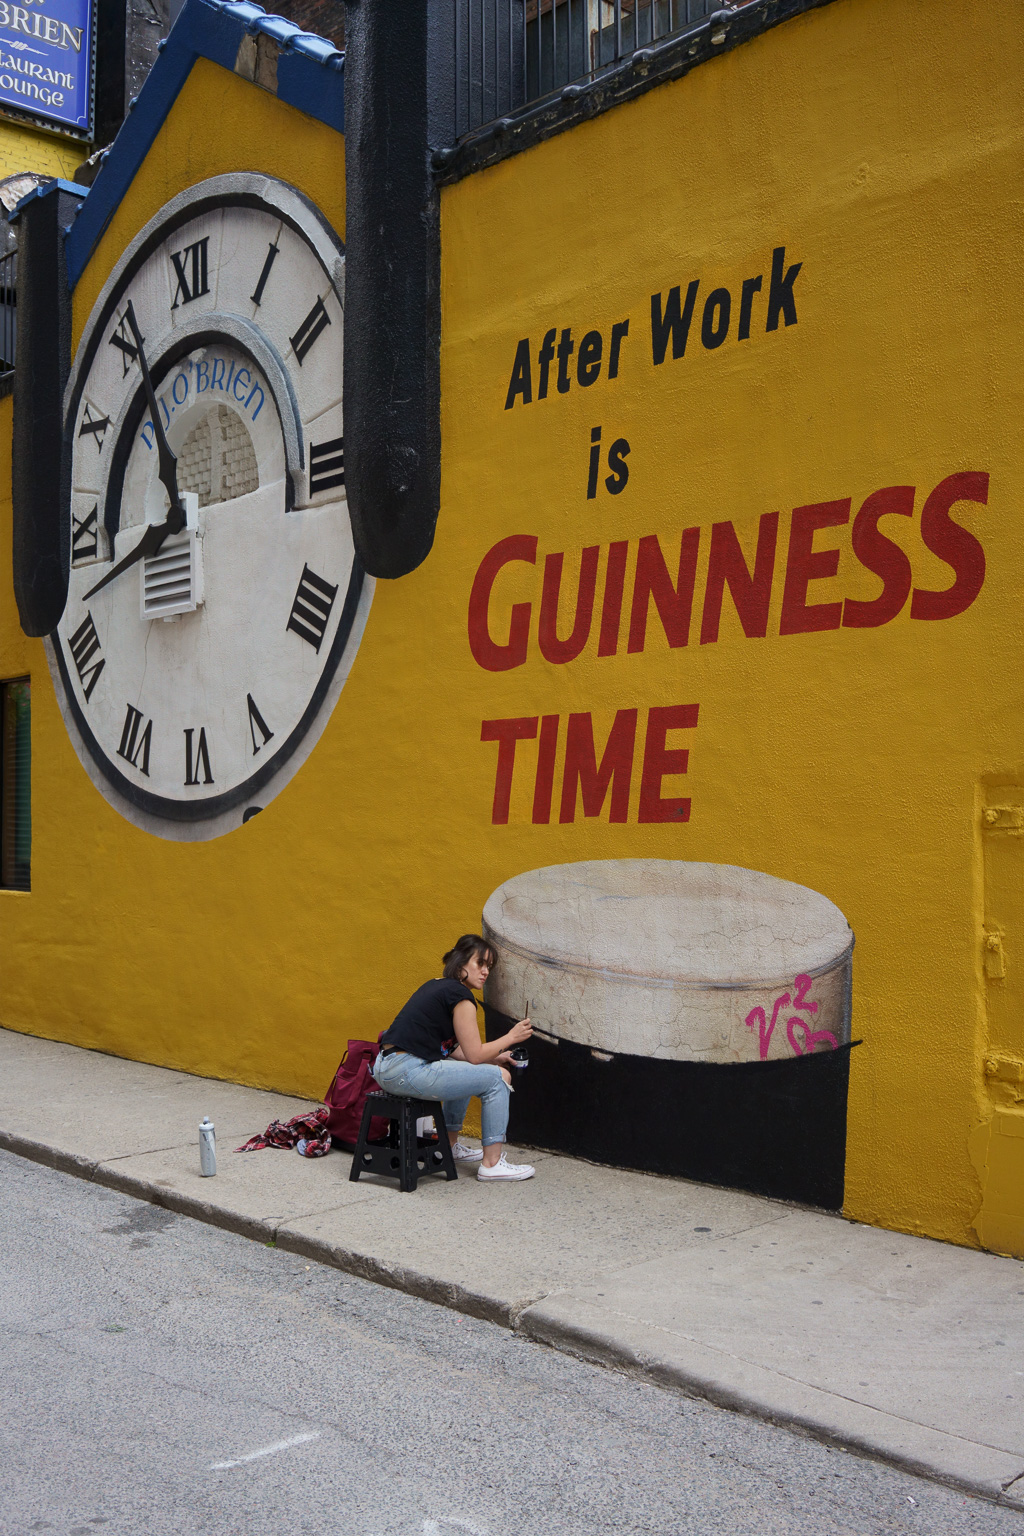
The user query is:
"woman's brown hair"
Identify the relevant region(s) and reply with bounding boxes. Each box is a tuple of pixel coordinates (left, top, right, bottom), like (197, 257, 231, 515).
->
(442, 934, 497, 982)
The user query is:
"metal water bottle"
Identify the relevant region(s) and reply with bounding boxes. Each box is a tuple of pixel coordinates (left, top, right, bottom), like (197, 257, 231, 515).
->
(199, 1116, 217, 1177)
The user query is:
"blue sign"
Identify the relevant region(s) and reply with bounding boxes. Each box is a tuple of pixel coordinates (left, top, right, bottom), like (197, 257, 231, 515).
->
(0, 0, 94, 137)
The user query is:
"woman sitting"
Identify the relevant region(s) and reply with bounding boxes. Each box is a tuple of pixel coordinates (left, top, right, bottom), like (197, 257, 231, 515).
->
(374, 934, 535, 1182)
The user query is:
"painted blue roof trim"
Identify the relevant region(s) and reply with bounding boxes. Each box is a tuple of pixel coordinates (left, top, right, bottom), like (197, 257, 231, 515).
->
(65, 0, 344, 290)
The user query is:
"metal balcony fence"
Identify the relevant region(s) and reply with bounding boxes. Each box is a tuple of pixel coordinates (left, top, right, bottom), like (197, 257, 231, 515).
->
(0, 249, 16, 373)
(454, 0, 726, 139)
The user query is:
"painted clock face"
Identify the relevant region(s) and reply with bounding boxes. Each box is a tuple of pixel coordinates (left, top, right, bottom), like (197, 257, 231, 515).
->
(51, 174, 370, 839)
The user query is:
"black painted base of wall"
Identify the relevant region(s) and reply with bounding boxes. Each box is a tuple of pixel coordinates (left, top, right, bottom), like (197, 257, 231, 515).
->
(486, 1016, 857, 1209)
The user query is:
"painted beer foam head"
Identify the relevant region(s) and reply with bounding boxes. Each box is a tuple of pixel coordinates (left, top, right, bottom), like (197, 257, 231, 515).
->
(482, 860, 853, 1063)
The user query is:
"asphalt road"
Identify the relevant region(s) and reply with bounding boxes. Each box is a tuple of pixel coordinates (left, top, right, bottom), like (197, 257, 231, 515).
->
(1, 1150, 1021, 1536)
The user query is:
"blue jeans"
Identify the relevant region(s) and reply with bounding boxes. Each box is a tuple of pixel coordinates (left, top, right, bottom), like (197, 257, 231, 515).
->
(372, 1052, 510, 1147)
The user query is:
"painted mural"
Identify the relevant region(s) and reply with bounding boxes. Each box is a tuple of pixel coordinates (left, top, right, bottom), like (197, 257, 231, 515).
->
(0, 0, 1020, 1260)
(482, 859, 855, 1206)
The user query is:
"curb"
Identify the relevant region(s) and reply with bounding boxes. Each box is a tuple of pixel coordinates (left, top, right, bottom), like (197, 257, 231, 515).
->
(517, 1300, 1024, 1514)
(4, 1126, 1022, 1513)
(0, 1129, 279, 1246)
(0, 1127, 528, 1326)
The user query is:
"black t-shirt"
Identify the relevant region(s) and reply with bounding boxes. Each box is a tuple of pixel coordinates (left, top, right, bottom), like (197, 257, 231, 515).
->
(379, 978, 476, 1062)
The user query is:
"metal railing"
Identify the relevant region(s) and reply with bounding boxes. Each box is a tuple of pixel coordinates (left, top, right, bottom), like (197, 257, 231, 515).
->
(0, 249, 16, 372)
(454, 0, 729, 139)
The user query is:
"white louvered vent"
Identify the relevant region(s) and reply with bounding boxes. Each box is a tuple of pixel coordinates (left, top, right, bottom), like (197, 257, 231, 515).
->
(140, 529, 204, 620)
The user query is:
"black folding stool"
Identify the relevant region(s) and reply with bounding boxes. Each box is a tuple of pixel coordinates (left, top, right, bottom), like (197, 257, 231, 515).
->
(349, 1090, 458, 1192)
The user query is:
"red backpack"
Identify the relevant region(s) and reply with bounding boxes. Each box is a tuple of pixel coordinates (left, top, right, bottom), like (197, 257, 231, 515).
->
(324, 1040, 390, 1148)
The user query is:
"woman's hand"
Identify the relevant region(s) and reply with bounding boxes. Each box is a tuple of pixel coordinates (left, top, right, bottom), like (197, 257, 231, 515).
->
(452, 1001, 532, 1065)
(504, 1017, 533, 1047)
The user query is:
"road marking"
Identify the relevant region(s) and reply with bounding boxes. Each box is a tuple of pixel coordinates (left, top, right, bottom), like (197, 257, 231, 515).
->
(209, 1432, 320, 1470)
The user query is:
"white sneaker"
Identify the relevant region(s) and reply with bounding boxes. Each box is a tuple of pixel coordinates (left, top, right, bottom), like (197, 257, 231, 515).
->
(477, 1154, 535, 1181)
(451, 1141, 483, 1163)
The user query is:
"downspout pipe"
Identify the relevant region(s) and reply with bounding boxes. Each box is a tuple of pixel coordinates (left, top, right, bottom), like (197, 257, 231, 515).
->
(11, 180, 86, 637)
(343, 0, 446, 580)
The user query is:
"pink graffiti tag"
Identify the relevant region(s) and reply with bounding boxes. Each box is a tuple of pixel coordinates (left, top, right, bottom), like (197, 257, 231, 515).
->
(744, 991, 790, 1061)
(786, 1016, 840, 1055)
(790, 973, 817, 1015)
(744, 973, 838, 1061)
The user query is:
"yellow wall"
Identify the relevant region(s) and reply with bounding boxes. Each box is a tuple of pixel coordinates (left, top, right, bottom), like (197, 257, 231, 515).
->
(0, 58, 358, 1099)
(435, 0, 1024, 1250)
(0, 116, 86, 180)
(1, 0, 1021, 1253)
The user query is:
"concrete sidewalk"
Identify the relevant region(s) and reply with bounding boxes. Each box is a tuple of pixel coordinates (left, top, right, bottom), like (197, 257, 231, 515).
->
(1, 1026, 1022, 1511)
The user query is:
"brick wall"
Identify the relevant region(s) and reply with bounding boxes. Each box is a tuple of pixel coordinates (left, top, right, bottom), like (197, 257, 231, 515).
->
(0, 120, 86, 184)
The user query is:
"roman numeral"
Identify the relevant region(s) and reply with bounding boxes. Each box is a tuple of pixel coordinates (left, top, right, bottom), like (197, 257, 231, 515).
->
(184, 727, 214, 785)
(170, 237, 210, 309)
(286, 564, 338, 654)
(72, 504, 99, 563)
(117, 704, 153, 776)
(309, 437, 344, 496)
(246, 693, 274, 755)
(68, 611, 104, 701)
(290, 296, 330, 365)
(250, 241, 279, 307)
(78, 403, 110, 450)
(109, 312, 140, 376)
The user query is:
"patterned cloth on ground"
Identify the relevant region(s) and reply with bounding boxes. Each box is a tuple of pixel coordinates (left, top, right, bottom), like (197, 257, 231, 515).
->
(234, 1105, 332, 1157)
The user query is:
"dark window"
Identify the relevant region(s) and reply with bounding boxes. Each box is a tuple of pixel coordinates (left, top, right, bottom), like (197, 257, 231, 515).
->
(1, 677, 30, 891)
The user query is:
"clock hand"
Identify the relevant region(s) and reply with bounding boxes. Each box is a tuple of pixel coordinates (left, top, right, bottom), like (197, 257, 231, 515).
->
(123, 299, 186, 536)
(83, 519, 174, 601)
(84, 301, 189, 600)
